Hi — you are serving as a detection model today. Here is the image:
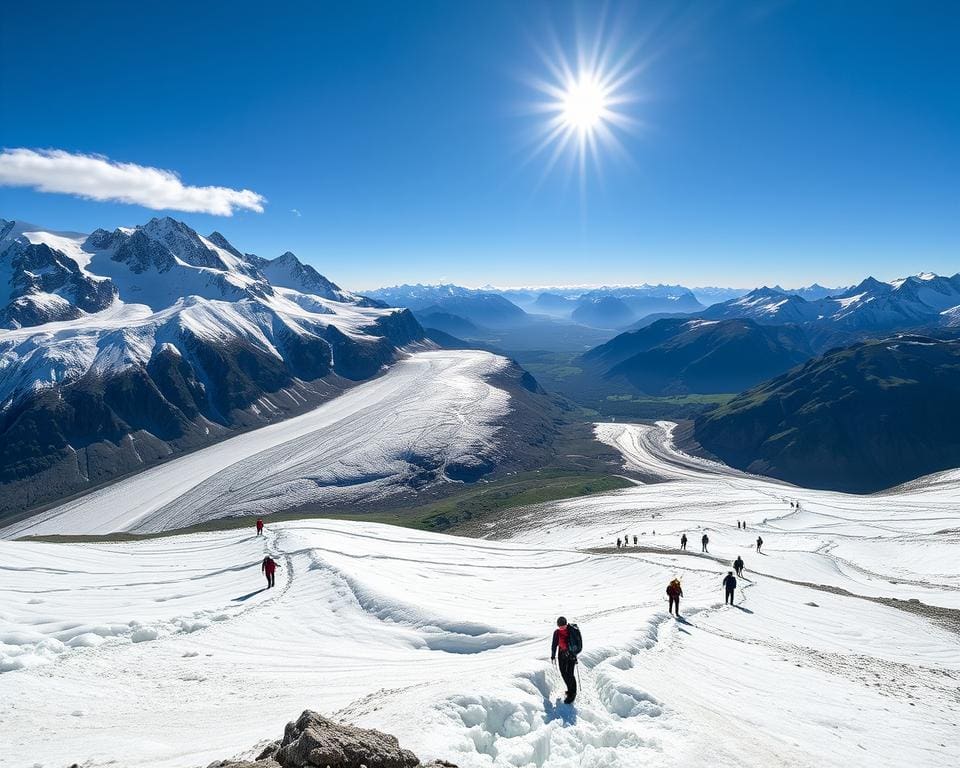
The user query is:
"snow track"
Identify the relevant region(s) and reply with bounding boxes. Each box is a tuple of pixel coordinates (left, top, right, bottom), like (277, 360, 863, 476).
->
(2, 423, 959, 767)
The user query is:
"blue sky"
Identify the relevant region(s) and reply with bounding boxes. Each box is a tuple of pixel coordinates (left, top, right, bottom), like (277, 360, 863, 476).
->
(1, 0, 957, 290)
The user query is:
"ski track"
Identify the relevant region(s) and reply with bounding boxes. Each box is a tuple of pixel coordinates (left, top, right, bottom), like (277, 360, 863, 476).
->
(1, 422, 959, 767)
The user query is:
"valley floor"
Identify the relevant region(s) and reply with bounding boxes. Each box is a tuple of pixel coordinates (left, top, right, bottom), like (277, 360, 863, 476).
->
(2, 423, 958, 767)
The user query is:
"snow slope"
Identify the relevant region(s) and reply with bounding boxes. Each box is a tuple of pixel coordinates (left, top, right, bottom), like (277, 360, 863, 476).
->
(1, 350, 510, 537)
(1, 422, 958, 768)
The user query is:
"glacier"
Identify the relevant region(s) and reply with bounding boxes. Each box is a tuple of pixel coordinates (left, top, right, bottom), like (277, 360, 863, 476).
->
(1, 422, 957, 768)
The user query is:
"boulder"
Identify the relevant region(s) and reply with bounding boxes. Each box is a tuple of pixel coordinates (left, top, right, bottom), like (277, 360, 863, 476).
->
(204, 710, 457, 768)
(277, 711, 419, 768)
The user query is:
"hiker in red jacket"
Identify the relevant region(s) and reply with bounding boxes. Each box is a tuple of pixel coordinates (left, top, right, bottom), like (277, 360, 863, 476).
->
(261, 555, 279, 588)
(256, 519, 264, 536)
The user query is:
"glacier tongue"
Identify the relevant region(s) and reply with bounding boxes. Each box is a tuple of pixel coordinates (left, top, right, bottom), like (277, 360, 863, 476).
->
(1, 350, 512, 537)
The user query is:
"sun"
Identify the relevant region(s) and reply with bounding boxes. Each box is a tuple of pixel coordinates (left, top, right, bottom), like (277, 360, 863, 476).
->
(560, 73, 611, 134)
(524, 23, 642, 190)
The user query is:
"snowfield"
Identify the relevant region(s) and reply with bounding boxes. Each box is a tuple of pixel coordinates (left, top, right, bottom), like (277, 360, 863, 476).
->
(1, 423, 958, 768)
(1, 350, 511, 537)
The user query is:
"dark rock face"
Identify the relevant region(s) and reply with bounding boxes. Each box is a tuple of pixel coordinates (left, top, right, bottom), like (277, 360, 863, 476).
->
(0, 241, 115, 328)
(204, 710, 456, 768)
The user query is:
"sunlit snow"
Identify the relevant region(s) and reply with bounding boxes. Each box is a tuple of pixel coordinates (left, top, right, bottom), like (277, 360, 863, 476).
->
(1, 423, 957, 768)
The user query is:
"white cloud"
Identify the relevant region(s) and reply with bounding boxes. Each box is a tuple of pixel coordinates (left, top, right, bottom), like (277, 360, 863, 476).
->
(291, 208, 302, 217)
(0, 148, 266, 216)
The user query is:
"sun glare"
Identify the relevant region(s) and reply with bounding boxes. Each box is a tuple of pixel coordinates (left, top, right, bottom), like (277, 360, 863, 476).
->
(525, 20, 642, 191)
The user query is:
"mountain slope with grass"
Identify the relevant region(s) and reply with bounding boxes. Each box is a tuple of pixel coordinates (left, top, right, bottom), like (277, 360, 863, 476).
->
(578, 318, 813, 396)
(694, 335, 960, 491)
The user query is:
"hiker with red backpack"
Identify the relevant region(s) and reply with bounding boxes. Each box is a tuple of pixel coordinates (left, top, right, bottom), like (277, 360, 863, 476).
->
(551, 616, 582, 704)
(261, 555, 280, 588)
(256, 518, 264, 536)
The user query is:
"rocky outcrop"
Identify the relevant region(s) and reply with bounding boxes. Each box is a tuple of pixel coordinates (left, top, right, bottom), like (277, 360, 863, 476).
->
(205, 710, 457, 768)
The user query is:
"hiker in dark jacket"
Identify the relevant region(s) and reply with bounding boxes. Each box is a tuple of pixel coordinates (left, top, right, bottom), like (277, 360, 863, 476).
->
(756, 536, 764, 553)
(701, 533, 709, 553)
(723, 571, 737, 605)
(733, 556, 745, 577)
(680, 533, 688, 550)
(666, 578, 683, 617)
(616, 537, 622, 549)
(551, 616, 579, 704)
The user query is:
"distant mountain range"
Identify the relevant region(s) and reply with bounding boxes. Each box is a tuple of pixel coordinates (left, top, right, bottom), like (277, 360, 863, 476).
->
(366, 282, 855, 341)
(694, 335, 960, 492)
(701, 275, 960, 349)
(0, 216, 431, 517)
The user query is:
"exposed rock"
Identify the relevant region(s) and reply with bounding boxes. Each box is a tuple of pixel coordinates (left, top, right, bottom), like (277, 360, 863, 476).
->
(277, 710, 419, 768)
(204, 710, 457, 768)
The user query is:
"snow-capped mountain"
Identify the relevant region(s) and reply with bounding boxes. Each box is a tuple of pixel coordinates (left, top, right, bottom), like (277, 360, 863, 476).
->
(770, 282, 849, 301)
(0, 215, 430, 517)
(0, 219, 116, 328)
(701, 273, 960, 345)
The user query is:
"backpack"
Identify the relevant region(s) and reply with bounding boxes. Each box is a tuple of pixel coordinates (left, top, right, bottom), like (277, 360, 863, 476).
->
(566, 623, 583, 655)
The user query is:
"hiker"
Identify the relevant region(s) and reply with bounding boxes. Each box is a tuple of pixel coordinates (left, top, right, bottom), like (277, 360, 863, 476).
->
(756, 536, 763, 553)
(666, 578, 683, 617)
(733, 555, 744, 577)
(617, 537, 622, 550)
(701, 533, 709, 553)
(256, 518, 264, 536)
(737, 521, 741, 529)
(742, 521, 747, 529)
(261, 555, 279, 588)
(551, 616, 582, 704)
(680, 533, 688, 550)
(723, 571, 737, 605)
(633, 535, 638, 545)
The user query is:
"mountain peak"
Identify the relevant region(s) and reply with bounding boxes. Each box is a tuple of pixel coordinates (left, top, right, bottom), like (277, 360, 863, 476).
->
(206, 231, 245, 260)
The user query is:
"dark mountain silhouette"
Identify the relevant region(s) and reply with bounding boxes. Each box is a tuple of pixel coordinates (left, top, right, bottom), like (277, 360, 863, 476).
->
(694, 335, 960, 492)
(580, 318, 813, 395)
